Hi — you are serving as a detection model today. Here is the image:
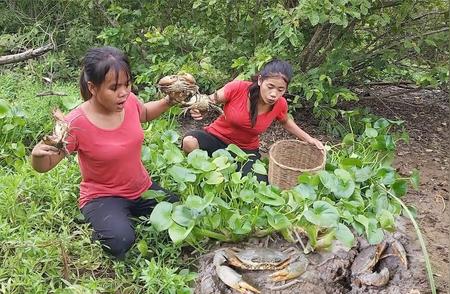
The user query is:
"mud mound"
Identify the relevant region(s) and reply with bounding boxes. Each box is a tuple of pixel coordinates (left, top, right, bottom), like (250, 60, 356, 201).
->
(195, 218, 426, 294)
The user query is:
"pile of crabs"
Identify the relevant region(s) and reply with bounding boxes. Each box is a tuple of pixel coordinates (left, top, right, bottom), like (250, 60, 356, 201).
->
(196, 229, 423, 294)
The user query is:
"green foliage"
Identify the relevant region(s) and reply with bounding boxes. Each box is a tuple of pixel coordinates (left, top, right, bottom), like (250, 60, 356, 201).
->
(141, 114, 417, 251)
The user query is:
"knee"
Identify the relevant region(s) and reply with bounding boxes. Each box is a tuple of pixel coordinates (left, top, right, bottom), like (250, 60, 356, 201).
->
(182, 136, 199, 153)
(99, 226, 136, 259)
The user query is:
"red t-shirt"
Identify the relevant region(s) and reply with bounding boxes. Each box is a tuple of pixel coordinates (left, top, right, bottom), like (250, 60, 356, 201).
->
(65, 93, 151, 208)
(205, 80, 288, 150)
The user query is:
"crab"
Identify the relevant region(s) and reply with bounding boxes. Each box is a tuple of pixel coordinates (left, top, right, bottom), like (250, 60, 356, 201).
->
(157, 73, 199, 104)
(42, 108, 71, 154)
(180, 93, 223, 116)
(213, 247, 309, 293)
(351, 238, 408, 287)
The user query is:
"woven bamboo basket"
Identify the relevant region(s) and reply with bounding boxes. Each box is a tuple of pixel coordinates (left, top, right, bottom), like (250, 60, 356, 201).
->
(268, 140, 326, 190)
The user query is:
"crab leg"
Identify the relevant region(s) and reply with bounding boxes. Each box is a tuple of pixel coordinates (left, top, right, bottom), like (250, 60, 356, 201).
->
(216, 265, 261, 294)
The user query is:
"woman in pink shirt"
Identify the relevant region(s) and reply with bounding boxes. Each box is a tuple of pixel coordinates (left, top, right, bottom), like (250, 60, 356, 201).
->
(182, 60, 324, 183)
(31, 46, 178, 259)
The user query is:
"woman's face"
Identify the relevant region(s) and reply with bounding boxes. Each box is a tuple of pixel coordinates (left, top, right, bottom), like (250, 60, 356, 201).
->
(258, 76, 288, 105)
(89, 69, 131, 112)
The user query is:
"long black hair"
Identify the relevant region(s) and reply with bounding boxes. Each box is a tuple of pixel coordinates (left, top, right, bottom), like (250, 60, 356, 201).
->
(79, 46, 131, 101)
(248, 59, 293, 127)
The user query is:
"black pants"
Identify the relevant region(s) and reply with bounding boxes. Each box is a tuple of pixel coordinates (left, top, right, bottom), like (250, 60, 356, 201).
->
(183, 130, 268, 183)
(80, 182, 178, 259)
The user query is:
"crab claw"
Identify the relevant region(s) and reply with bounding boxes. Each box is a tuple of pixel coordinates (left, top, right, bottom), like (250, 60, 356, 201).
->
(269, 260, 308, 282)
(355, 267, 390, 287)
(216, 265, 261, 294)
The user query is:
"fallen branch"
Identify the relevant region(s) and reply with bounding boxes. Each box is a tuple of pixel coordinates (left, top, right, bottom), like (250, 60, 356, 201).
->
(36, 91, 67, 97)
(0, 43, 55, 65)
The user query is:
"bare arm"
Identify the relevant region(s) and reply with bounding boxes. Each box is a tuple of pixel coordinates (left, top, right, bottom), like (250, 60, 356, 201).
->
(139, 96, 172, 123)
(280, 117, 324, 150)
(31, 141, 66, 172)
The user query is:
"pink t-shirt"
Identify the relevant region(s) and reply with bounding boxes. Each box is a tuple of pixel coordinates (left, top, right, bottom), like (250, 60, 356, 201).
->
(65, 93, 151, 208)
(205, 80, 288, 150)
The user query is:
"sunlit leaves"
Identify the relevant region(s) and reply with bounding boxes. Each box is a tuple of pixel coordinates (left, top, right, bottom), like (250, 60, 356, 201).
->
(150, 202, 173, 231)
(304, 200, 339, 228)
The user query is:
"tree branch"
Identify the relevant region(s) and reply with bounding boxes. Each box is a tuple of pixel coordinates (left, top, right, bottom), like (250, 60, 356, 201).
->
(0, 43, 55, 65)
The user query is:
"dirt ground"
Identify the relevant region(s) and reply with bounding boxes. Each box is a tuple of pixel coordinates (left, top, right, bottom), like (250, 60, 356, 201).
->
(179, 86, 449, 293)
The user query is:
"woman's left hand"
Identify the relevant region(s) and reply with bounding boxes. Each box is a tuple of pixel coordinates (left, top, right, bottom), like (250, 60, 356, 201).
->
(306, 137, 324, 151)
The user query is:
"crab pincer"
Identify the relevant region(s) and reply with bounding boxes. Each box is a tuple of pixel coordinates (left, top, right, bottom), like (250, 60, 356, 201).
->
(216, 265, 261, 294)
(269, 256, 309, 282)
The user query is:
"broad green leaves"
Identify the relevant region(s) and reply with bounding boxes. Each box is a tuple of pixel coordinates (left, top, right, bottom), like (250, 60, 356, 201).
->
(304, 201, 339, 227)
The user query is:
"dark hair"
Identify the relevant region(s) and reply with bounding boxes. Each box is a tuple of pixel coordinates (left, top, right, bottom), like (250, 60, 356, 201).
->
(79, 46, 131, 101)
(248, 59, 293, 127)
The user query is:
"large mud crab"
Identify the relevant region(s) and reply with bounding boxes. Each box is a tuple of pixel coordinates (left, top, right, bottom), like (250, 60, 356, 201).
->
(157, 73, 199, 104)
(180, 93, 223, 116)
(213, 247, 309, 293)
(351, 237, 408, 287)
(42, 108, 71, 154)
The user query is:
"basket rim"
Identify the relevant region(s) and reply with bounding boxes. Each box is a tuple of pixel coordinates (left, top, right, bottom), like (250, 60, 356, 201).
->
(268, 139, 326, 172)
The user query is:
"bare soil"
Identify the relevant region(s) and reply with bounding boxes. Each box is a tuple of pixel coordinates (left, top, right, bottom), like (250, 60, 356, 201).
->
(179, 87, 449, 293)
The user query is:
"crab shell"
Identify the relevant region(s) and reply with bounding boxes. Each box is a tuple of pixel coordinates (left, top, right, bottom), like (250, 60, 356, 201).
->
(224, 247, 294, 270)
(158, 73, 196, 87)
(351, 241, 387, 275)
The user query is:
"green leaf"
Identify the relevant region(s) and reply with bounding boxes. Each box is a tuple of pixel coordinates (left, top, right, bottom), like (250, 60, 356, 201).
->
(377, 167, 395, 185)
(141, 146, 151, 162)
(188, 149, 215, 171)
(228, 213, 252, 235)
(309, 11, 320, 26)
(342, 133, 354, 145)
(185, 195, 207, 210)
(268, 213, 291, 230)
(377, 209, 395, 232)
(366, 222, 384, 245)
(168, 222, 193, 244)
(293, 183, 317, 201)
(335, 223, 354, 248)
(304, 201, 339, 228)
(226, 144, 248, 160)
(410, 169, 420, 190)
(163, 147, 184, 164)
(141, 189, 167, 201)
(239, 189, 255, 203)
(252, 160, 267, 175)
(391, 179, 407, 197)
(206, 171, 224, 185)
(364, 127, 378, 138)
(136, 240, 148, 256)
(353, 166, 372, 182)
(212, 156, 231, 171)
(172, 205, 195, 227)
(168, 165, 196, 183)
(231, 171, 244, 184)
(161, 130, 179, 143)
(149, 202, 173, 232)
(258, 186, 285, 206)
(0, 99, 10, 117)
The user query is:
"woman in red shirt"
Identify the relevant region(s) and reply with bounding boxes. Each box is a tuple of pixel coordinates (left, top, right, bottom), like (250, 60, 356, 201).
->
(31, 46, 178, 259)
(182, 59, 324, 182)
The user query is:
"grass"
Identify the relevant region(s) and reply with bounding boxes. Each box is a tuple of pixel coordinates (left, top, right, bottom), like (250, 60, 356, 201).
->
(0, 72, 197, 293)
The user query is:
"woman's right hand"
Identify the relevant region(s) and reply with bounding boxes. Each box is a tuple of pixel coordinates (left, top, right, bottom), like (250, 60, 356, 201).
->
(31, 140, 61, 157)
(190, 108, 204, 121)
